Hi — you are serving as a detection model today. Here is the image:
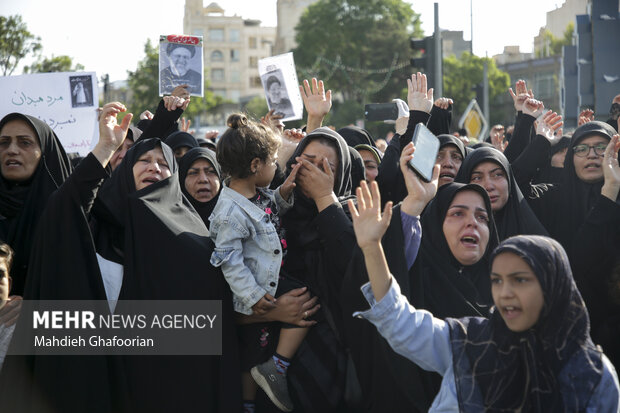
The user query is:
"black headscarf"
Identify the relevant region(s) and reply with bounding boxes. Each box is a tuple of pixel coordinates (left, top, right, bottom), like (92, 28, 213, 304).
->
(0, 113, 72, 295)
(438, 134, 466, 159)
(447, 235, 604, 412)
(178, 147, 221, 224)
(97, 138, 240, 412)
(549, 121, 617, 249)
(337, 126, 375, 147)
(163, 130, 198, 152)
(414, 183, 499, 318)
(339, 183, 498, 412)
(455, 147, 548, 241)
(282, 127, 355, 412)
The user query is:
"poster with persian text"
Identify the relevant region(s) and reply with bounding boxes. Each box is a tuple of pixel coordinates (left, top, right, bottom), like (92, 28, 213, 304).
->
(0, 71, 99, 156)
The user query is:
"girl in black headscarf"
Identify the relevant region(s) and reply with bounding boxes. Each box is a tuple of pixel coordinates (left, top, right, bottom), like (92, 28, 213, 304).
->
(455, 146, 547, 241)
(0, 113, 72, 295)
(350, 181, 619, 411)
(178, 147, 221, 225)
(0, 103, 240, 413)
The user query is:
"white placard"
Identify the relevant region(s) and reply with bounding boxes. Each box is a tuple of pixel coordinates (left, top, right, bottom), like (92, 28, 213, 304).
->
(0, 72, 99, 156)
(258, 52, 303, 122)
(159, 34, 204, 97)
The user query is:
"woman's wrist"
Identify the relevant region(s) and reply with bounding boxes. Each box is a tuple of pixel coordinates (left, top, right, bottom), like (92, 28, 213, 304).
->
(601, 183, 620, 202)
(314, 192, 338, 212)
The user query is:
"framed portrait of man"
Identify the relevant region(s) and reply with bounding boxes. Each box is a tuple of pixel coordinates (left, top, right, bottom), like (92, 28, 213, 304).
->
(159, 35, 204, 97)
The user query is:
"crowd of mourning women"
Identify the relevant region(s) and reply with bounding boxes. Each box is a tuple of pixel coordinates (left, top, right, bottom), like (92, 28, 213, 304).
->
(0, 72, 619, 412)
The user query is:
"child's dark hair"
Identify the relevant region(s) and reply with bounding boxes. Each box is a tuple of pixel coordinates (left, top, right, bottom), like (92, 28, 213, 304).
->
(216, 113, 280, 179)
(0, 242, 14, 275)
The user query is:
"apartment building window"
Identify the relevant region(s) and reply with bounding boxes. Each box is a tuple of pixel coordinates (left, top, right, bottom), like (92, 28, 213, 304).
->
(212, 89, 226, 99)
(230, 49, 240, 62)
(193, 29, 204, 38)
(212, 69, 225, 82)
(209, 29, 224, 42)
(249, 56, 258, 68)
(230, 70, 241, 83)
(250, 76, 262, 88)
(249, 37, 257, 49)
(229, 29, 240, 42)
(211, 50, 224, 62)
(229, 90, 241, 102)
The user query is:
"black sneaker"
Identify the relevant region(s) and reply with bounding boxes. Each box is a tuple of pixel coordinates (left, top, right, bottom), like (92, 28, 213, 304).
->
(250, 359, 294, 412)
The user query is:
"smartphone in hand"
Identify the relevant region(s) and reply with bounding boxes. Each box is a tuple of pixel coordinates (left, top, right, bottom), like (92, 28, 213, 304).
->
(408, 123, 440, 182)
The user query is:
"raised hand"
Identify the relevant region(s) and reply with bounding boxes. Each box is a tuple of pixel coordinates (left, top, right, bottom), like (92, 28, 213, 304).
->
(508, 79, 534, 112)
(180, 117, 191, 132)
(163, 95, 189, 111)
(399, 142, 440, 216)
(536, 111, 564, 145)
(300, 78, 331, 133)
(578, 109, 595, 126)
(93, 102, 133, 166)
(204, 130, 219, 140)
(407, 72, 434, 114)
(171, 84, 190, 99)
(348, 181, 393, 250)
(434, 97, 453, 110)
(139, 110, 154, 120)
(279, 162, 301, 201)
(522, 98, 545, 118)
(261, 109, 285, 133)
(602, 134, 620, 201)
(490, 124, 507, 152)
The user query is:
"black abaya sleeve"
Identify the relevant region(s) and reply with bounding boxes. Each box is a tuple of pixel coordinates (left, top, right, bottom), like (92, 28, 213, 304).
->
(315, 203, 356, 291)
(511, 135, 552, 189)
(375, 110, 430, 206)
(427, 105, 451, 136)
(376, 136, 401, 206)
(504, 112, 535, 163)
(139, 100, 184, 141)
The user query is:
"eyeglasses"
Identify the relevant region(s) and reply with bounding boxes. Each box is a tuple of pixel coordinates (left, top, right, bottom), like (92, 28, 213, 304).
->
(572, 143, 607, 157)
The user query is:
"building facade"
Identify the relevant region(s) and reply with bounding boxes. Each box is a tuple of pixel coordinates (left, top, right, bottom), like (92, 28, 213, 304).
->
(183, 1, 276, 103)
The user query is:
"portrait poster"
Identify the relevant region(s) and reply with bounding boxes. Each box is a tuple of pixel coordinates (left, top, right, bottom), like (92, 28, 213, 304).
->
(159, 34, 204, 97)
(258, 52, 303, 122)
(0, 71, 99, 156)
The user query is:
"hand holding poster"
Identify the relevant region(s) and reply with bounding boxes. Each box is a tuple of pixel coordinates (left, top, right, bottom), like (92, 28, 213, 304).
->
(0, 72, 98, 156)
(258, 53, 303, 122)
(159, 35, 204, 97)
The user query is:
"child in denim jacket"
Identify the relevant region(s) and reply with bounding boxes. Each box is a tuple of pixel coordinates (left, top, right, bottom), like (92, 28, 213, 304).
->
(209, 114, 305, 413)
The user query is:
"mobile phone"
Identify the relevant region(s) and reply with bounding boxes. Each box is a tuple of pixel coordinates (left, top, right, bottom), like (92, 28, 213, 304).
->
(408, 123, 440, 182)
(364, 103, 399, 121)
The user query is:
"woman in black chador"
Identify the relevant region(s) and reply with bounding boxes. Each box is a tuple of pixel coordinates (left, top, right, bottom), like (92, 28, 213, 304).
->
(0, 102, 239, 413)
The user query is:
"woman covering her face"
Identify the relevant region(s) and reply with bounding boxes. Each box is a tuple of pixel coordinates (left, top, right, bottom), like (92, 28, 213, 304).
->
(178, 147, 222, 225)
(456, 146, 547, 241)
(0, 113, 72, 295)
(0, 104, 240, 412)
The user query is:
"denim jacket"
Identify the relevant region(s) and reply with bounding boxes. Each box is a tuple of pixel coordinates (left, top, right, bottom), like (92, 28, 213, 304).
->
(209, 185, 293, 315)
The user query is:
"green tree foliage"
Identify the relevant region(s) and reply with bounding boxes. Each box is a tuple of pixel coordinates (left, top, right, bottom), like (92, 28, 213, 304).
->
(126, 39, 221, 122)
(293, 0, 422, 126)
(443, 52, 510, 125)
(0, 15, 42, 76)
(535, 23, 574, 58)
(23, 55, 84, 73)
(244, 95, 269, 120)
